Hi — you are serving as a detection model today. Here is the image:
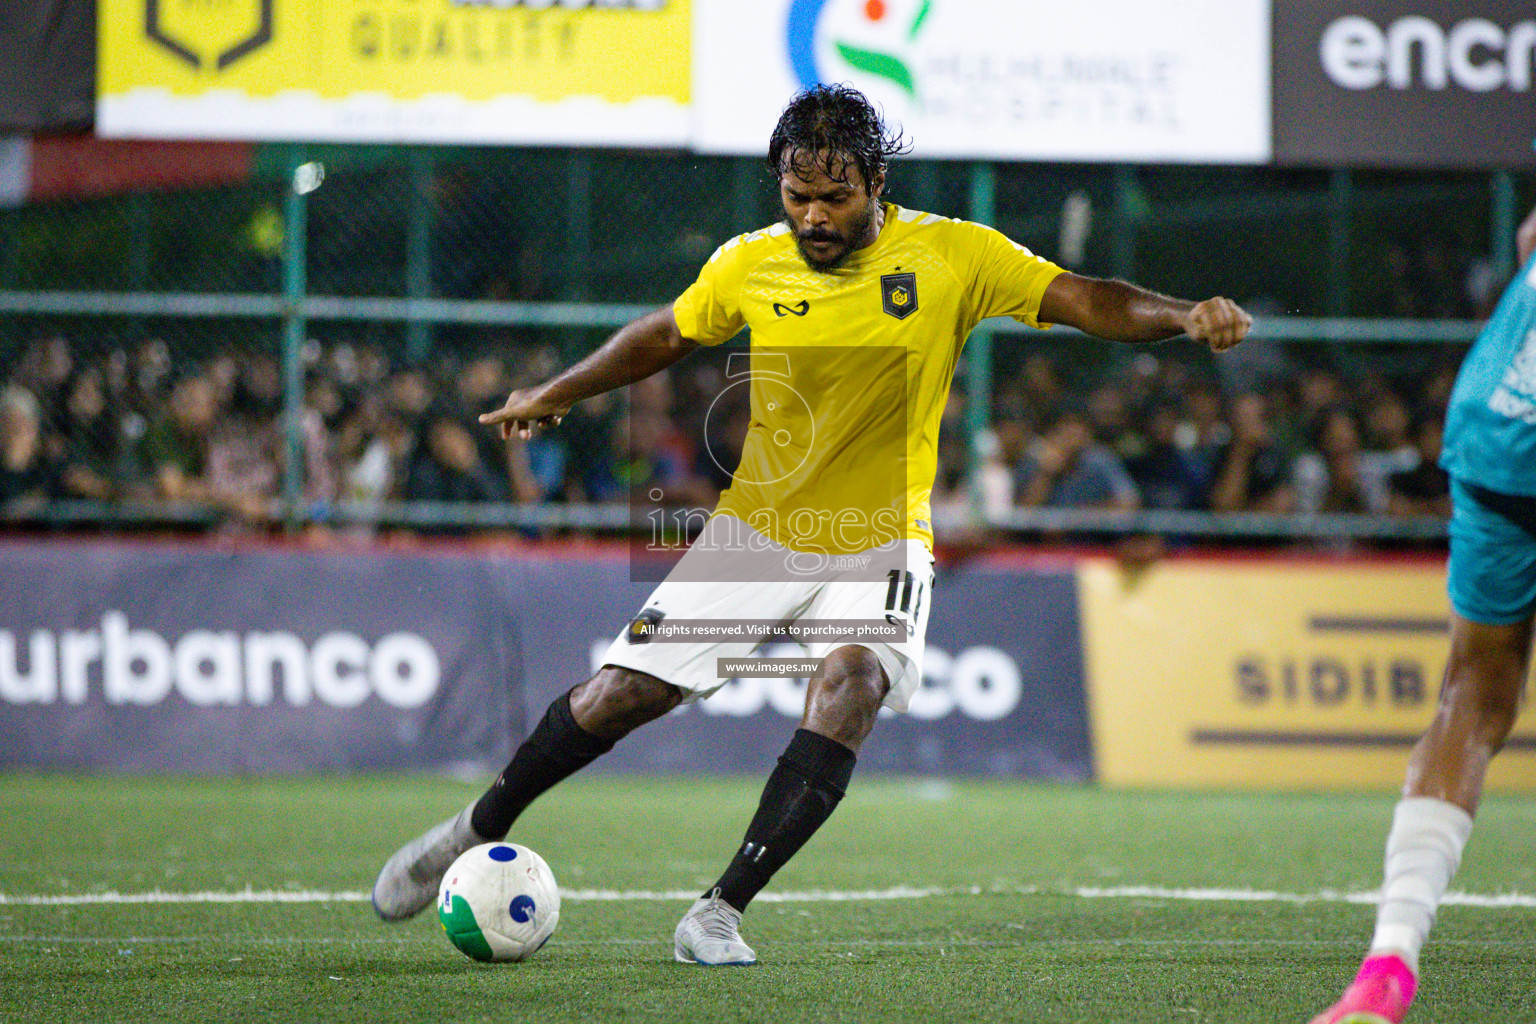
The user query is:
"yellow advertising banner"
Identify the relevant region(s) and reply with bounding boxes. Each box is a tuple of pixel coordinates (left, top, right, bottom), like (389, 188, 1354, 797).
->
(97, 0, 690, 144)
(1078, 557, 1536, 792)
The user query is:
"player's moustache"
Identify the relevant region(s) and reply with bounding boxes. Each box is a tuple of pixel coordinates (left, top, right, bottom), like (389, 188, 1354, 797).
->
(800, 228, 842, 243)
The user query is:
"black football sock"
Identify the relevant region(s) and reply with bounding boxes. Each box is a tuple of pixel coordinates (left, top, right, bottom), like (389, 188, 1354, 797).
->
(710, 728, 857, 912)
(470, 690, 615, 839)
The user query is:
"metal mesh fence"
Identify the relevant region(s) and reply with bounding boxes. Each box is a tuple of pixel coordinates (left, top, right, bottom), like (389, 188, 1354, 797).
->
(1, 143, 1531, 543)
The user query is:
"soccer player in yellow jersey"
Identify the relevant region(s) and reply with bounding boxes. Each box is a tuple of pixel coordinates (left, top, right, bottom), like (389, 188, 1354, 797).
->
(372, 84, 1252, 964)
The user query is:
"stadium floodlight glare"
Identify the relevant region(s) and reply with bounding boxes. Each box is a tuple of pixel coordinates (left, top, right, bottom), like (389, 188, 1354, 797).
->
(292, 162, 326, 196)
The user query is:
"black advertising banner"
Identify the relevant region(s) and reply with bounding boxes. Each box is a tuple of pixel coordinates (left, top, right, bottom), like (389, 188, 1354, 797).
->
(0, 543, 520, 772)
(0, 0, 96, 131)
(1273, 0, 1536, 168)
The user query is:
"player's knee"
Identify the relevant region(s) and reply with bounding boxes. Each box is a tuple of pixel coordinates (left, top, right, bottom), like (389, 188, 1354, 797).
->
(813, 645, 888, 714)
(571, 667, 683, 738)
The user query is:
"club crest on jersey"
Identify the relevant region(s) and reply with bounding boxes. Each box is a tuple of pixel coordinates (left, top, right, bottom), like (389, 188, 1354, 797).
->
(881, 273, 918, 320)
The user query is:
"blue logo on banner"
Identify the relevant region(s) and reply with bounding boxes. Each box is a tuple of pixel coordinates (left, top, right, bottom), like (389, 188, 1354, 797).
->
(786, 0, 832, 88)
(785, 0, 931, 98)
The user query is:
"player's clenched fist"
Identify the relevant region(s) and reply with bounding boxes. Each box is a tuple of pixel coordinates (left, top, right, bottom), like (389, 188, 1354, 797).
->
(478, 388, 570, 440)
(1183, 296, 1252, 353)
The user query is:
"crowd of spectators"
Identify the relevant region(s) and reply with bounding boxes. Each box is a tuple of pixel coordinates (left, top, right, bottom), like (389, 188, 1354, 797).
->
(932, 345, 1455, 528)
(0, 330, 1456, 536)
(0, 331, 736, 530)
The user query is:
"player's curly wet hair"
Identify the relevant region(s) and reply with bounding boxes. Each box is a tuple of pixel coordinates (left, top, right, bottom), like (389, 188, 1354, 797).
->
(767, 84, 911, 194)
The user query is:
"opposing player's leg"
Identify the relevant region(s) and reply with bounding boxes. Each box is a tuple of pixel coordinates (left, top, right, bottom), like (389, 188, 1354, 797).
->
(1309, 612, 1531, 1024)
(372, 667, 682, 921)
(1310, 483, 1536, 1023)
(674, 644, 887, 966)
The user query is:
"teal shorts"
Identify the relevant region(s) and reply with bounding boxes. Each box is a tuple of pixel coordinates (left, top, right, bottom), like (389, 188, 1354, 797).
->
(1448, 478, 1536, 625)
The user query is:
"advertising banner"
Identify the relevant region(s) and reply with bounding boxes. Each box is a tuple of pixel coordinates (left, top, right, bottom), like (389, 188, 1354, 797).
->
(693, 0, 1271, 163)
(0, 542, 1091, 778)
(0, 138, 254, 209)
(1078, 557, 1536, 792)
(96, 0, 691, 145)
(0, 544, 520, 772)
(502, 553, 1093, 780)
(0, 0, 95, 132)
(1272, 0, 1536, 168)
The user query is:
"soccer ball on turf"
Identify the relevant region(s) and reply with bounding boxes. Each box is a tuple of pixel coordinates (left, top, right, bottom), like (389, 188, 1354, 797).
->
(437, 843, 561, 962)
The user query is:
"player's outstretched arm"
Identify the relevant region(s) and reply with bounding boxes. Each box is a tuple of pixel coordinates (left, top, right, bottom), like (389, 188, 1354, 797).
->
(1038, 272, 1251, 352)
(479, 307, 699, 439)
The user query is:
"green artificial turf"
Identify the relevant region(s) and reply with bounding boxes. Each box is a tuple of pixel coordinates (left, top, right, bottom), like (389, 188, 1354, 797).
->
(1, 774, 1532, 1023)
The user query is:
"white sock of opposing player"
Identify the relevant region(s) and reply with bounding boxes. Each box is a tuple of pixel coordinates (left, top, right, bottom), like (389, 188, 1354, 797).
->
(1366, 796, 1474, 974)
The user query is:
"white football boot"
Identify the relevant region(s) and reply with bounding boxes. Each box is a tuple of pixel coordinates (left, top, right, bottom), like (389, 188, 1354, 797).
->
(371, 801, 485, 921)
(673, 888, 758, 966)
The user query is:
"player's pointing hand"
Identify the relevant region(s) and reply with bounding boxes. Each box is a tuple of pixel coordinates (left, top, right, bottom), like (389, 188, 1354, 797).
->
(478, 388, 571, 441)
(1184, 296, 1252, 353)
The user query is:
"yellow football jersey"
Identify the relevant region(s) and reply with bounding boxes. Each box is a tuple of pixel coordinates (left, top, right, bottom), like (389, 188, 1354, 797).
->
(672, 203, 1064, 553)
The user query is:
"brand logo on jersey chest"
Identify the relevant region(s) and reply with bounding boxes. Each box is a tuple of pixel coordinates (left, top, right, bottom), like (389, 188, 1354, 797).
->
(772, 300, 810, 317)
(881, 273, 918, 320)
(627, 607, 666, 645)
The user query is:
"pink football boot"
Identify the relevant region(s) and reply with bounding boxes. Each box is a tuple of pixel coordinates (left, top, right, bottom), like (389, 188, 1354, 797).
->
(1308, 954, 1417, 1024)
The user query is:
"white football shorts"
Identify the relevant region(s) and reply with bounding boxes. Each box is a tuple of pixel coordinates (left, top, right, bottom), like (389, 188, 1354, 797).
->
(599, 513, 935, 713)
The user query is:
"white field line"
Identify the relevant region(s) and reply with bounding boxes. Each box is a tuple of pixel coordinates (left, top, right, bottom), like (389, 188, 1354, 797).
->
(2, 884, 1536, 909)
(5, 936, 1533, 949)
